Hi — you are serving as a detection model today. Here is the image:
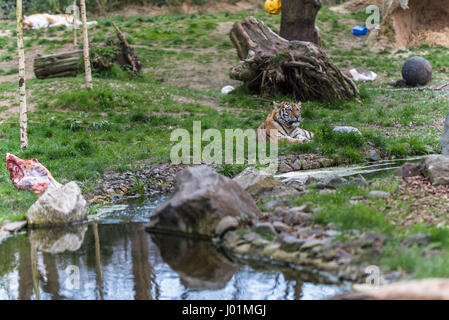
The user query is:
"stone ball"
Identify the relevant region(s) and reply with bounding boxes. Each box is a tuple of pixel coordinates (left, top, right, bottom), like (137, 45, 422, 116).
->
(401, 56, 432, 86)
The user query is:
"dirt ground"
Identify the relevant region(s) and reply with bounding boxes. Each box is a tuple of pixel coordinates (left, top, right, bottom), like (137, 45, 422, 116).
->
(103, 0, 260, 18)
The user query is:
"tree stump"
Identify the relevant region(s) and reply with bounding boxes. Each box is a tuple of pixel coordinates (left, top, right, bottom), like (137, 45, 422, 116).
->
(33, 50, 83, 79)
(230, 17, 360, 101)
(91, 23, 142, 74)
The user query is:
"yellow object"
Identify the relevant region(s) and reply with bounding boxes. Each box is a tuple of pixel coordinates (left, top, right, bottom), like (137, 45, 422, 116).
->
(265, 0, 281, 15)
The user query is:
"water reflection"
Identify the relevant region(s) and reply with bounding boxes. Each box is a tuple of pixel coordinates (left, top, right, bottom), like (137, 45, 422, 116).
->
(0, 212, 346, 300)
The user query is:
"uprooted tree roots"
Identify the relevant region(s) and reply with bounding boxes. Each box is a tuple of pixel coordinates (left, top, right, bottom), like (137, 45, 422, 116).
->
(230, 16, 360, 101)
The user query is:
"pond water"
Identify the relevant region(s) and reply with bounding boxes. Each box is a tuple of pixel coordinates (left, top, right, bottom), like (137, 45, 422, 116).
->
(277, 156, 427, 182)
(0, 199, 348, 300)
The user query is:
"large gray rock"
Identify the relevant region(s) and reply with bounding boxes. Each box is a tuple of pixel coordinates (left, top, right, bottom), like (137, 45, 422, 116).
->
(402, 56, 432, 86)
(441, 112, 449, 156)
(233, 167, 281, 198)
(27, 182, 88, 226)
(421, 155, 449, 185)
(146, 166, 260, 238)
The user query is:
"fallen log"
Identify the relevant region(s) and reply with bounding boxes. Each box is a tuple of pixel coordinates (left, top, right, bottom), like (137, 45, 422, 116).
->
(230, 16, 360, 101)
(33, 50, 83, 79)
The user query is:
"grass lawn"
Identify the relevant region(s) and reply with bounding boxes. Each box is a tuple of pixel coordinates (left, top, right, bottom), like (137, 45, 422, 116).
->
(1, 4, 449, 278)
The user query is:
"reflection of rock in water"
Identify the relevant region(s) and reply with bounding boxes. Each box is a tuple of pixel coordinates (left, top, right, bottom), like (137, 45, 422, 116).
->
(29, 224, 88, 254)
(151, 233, 239, 291)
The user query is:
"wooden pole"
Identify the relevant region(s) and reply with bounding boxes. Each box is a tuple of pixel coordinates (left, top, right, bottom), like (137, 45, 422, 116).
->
(80, 0, 93, 90)
(16, 0, 28, 149)
(73, 0, 77, 46)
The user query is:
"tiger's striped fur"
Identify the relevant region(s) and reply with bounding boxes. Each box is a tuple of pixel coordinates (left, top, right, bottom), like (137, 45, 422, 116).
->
(257, 101, 314, 144)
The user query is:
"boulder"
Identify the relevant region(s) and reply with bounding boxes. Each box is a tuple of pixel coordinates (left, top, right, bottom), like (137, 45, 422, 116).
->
(441, 112, 449, 156)
(402, 57, 432, 86)
(233, 167, 282, 198)
(27, 182, 88, 226)
(146, 166, 260, 238)
(421, 155, 449, 185)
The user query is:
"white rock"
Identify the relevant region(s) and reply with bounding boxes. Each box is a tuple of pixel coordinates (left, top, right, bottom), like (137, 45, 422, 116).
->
(221, 85, 235, 94)
(2, 220, 27, 233)
(333, 126, 362, 135)
(27, 182, 88, 226)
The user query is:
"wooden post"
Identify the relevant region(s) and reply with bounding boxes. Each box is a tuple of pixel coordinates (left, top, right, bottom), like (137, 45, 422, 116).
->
(16, 0, 28, 149)
(80, 0, 93, 90)
(73, 0, 77, 46)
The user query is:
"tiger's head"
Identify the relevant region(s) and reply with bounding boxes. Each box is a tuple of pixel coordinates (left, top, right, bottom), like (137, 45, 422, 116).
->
(274, 101, 302, 128)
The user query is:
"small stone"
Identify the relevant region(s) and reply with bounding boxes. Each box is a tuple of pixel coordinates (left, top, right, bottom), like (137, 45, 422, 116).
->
(368, 149, 380, 161)
(395, 162, 421, 178)
(333, 126, 362, 135)
(324, 230, 340, 237)
(319, 158, 335, 168)
(2, 220, 27, 233)
(362, 232, 386, 246)
(264, 199, 293, 212)
(290, 159, 302, 171)
(280, 235, 306, 252)
(215, 216, 239, 237)
(252, 222, 277, 237)
(301, 239, 327, 250)
(242, 231, 260, 242)
(283, 208, 314, 226)
(273, 221, 292, 233)
(316, 174, 347, 189)
(367, 190, 391, 199)
(279, 162, 293, 173)
(404, 233, 432, 247)
(348, 175, 367, 186)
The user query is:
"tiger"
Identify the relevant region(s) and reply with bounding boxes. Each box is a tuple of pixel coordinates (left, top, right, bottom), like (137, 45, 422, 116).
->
(257, 101, 314, 144)
(23, 14, 98, 30)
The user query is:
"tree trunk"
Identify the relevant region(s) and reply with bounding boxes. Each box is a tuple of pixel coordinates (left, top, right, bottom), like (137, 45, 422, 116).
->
(95, 0, 107, 16)
(34, 50, 83, 79)
(230, 17, 359, 101)
(280, 0, 322, 46)
(80, 0, 93, 90)
(73, 0, 77, 46)
(16, 0, 28, 149)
